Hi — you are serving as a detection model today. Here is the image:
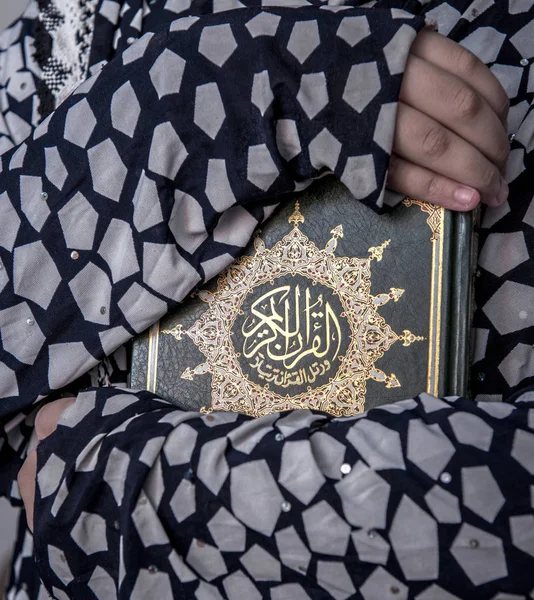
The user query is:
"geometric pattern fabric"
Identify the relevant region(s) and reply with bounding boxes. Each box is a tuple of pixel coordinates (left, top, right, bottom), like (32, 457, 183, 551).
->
(1, 0, 534, 598)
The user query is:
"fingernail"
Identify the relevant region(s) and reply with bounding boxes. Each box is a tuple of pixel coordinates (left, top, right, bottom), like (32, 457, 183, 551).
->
(497, 178, 509, 205)
(454, 187, 475, 208)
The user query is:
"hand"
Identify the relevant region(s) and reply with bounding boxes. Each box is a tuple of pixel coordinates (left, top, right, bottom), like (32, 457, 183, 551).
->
(17, 398, 75, 533)
(388, 29, 510, 211)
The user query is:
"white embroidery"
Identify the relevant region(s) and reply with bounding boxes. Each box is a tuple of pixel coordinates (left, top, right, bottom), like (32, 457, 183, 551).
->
(39, 0, 99, 107)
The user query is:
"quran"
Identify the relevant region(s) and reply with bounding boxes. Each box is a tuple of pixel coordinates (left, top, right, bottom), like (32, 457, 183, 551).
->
(130, 178, 474, 417)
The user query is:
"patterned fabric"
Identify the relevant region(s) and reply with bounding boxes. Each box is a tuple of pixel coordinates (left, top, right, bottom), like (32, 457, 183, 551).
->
(0, 0, 534, 598)
(36, 0, 100, 109)
(31, 389, 534, 599)
(0, 2, 42, 154)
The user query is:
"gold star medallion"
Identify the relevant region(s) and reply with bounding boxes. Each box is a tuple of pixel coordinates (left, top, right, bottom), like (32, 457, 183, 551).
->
(163, 202, 424, 417)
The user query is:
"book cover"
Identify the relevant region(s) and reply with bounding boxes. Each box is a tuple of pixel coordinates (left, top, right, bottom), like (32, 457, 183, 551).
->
(130, 178, 474, 417)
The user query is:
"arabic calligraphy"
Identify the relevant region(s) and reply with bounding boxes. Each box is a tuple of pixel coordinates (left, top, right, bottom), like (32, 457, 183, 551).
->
(248, 355, 332, 388)
(241, 283, 342, 382)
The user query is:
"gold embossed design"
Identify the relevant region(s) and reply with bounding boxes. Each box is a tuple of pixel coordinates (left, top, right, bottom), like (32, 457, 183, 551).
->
(400, 330, 425, 346)
(162, 323, 184, 341)
(162, 202, 423, 417)
(402, 198, 442, 242)
(401, 197, 445, 394)
(239, 280, 344, 388)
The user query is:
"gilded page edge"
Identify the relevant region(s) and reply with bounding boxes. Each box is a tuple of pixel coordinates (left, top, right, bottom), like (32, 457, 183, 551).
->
(426, 207, 445, 397)
(147, 322, 160, 394)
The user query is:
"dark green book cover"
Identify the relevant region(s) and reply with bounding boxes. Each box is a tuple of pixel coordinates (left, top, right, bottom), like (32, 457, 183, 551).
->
(130, 178, 474, 417)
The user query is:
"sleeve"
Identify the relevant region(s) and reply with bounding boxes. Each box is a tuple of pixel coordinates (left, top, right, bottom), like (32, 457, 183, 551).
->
(0, 6, 426, 423)
(0, 1, 46, 502)
(0, 0, 42, 154)
(32, 387, 534, 599)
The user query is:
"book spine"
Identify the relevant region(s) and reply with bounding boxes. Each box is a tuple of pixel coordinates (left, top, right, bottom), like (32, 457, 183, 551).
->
(447, 210, 475, 397)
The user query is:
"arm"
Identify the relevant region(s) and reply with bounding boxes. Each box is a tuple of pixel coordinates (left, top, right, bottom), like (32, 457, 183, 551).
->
(21, 388, 534, 598)
(0, 6, 426, 423)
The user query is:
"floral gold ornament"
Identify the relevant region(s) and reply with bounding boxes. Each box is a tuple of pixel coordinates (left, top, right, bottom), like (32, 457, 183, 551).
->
(402, 197, 442, 242)
(162, 202, 424, 417)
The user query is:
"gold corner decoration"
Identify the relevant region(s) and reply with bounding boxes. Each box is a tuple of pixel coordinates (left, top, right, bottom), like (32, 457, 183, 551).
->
(160, 203, 424, 418)
(402, 197, 443, 242)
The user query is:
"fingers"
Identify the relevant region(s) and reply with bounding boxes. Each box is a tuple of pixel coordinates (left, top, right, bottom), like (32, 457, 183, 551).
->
(400, 55, 509, 172)
(409, 29, 509, 125)
(17, 449, 37, 533)
(393, 102, 509, 206)
(34, 397, 76, 441)
(387, 153, 480, 211)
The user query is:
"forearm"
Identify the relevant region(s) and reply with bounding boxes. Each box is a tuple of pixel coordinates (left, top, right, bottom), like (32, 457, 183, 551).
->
(31, 388, 534, 598)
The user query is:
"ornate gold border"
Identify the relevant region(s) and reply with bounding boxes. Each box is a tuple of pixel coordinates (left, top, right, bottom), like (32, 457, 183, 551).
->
(402, 198, 444, 396)
(428, 209, 444, 396)
(147, 199, 446, 404)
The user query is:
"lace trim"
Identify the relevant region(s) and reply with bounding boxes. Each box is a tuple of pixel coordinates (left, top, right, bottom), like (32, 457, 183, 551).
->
(34, 0, 99, 117)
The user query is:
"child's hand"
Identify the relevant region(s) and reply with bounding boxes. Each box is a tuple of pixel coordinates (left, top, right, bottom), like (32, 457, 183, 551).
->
(388, 29, 510, 211)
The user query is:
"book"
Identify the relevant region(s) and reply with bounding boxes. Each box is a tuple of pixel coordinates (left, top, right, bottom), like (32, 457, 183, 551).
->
(130, 177, 475, 417)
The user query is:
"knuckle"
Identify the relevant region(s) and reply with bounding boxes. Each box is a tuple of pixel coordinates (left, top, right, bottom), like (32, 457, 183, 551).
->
(421, 126, 450, 159)
(425, 174, 443, 199)
(453, 86, 481, 120)
(455, 47, 479, 77)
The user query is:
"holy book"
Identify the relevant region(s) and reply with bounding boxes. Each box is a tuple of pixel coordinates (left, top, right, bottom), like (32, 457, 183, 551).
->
(130, 178, 474, 417)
